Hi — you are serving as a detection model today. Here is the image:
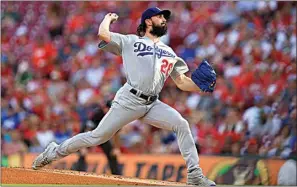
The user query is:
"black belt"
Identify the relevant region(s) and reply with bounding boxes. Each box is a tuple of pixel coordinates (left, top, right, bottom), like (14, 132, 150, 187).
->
(130, 88, 158, 102)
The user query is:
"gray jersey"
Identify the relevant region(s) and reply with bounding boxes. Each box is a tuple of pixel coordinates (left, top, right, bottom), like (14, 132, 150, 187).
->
(98, 32, 189, 95)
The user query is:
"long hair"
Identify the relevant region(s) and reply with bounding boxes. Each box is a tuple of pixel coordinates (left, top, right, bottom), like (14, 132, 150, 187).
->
(136, 23, 147, 37)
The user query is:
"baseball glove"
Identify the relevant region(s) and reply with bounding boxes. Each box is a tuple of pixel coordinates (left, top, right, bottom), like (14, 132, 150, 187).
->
(191, 59, 216, 92)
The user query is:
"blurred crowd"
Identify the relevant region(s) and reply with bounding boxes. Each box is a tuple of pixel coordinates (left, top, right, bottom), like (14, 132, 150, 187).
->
(1, 1, 296, 162)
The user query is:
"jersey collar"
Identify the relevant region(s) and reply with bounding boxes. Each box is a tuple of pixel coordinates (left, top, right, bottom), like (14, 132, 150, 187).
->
(141, 35, 164, 46)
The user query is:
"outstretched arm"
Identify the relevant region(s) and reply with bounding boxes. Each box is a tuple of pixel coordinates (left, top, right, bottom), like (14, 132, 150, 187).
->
(98, 13, 118, 43)
(172, 73, 202, 92)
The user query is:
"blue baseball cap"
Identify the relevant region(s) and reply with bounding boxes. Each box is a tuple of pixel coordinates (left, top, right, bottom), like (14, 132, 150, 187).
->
(141, 7, 171, 24)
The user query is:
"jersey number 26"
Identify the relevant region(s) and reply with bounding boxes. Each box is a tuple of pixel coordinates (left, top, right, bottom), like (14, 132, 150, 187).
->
(161, 59, 173, 77)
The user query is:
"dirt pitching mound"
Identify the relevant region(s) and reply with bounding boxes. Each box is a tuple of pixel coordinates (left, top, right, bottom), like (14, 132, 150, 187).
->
(1, 167, 188, 186)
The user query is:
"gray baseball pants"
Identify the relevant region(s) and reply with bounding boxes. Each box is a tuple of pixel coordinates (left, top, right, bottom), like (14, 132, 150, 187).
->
(55, 83, 200, 172)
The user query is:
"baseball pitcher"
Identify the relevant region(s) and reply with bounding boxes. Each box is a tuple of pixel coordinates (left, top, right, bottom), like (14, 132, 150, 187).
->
(32, 7, 217, 186)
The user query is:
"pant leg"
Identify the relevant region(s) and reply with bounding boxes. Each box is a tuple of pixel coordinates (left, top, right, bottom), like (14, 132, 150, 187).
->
(140, 100, 199, 172)
(56, 100, 146, 157)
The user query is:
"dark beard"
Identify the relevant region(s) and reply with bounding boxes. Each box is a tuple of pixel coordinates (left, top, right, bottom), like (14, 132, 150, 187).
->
(150, 23, 167, 37)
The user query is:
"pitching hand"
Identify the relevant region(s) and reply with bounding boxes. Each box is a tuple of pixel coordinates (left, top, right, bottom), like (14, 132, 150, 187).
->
(105, 13, 119, 24)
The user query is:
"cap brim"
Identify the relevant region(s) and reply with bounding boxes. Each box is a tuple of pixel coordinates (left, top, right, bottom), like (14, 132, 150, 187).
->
(156, 10, 171, 20)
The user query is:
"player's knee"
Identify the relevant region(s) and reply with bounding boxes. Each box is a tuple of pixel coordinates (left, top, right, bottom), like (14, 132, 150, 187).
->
(174, 118, 191, 133)
(181, 118, 191, 130)
(90, 130, 113, 145)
